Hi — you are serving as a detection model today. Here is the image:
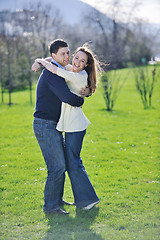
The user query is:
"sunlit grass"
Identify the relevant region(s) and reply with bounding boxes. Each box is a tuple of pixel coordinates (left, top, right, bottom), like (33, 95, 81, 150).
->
(0, 67, 160, 239)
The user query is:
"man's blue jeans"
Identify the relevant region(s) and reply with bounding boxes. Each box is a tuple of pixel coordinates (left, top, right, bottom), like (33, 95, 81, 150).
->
(33, 117, 66, 212)
(65, 130, 99, 208)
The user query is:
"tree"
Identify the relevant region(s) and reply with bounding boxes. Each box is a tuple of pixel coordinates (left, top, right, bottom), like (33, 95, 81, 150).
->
(0, 3, 65, 105)
(2, 19, 16, 105)
(0, 36, 7, 104)
(134, 65, 157, 109)
(27, 1, 64, 58)
(128, 22, 152, 66)
(82, 0, 152, 68)
(101, 69, 127, 111)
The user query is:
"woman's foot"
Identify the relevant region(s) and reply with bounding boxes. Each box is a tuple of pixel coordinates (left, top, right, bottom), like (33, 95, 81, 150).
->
(82, 200, 100, 210)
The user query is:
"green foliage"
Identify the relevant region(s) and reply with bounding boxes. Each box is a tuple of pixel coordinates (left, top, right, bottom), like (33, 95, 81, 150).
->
(129, 42, 152, 66)
(0, 68, 160, 239)
(134, 65, 158, 109)
(101, 69, 127, 111)
(101, 66, 158, 111)
(0, 37, 32, 94)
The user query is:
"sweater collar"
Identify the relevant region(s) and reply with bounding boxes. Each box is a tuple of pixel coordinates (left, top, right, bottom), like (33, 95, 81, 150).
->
(51, 59, 65, 69)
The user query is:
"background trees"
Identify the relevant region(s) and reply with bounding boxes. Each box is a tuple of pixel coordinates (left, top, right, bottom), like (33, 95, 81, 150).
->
(101, 69, 127, 111)
(134, 65, 157, 109)
(82, 0, 153, 69)
(0, 0, 159, 107)
(0, 3, 64, 104)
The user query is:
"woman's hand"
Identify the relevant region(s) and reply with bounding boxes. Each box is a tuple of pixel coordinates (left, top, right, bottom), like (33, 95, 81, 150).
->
(31, 62, 41, 72)
(34, 58, 58, 74)
(79, 85, 91, 97)
(35, 58, 44, 64)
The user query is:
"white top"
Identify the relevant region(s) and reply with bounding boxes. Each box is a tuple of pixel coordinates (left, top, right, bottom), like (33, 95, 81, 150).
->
(56, 67, 91, 132)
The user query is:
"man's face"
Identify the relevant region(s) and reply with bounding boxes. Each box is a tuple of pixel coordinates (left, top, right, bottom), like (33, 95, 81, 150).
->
(52, 47, 70, 67)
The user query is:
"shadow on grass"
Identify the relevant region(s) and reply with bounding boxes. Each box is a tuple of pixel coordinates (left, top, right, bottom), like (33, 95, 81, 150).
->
(44, 207, 103, 240)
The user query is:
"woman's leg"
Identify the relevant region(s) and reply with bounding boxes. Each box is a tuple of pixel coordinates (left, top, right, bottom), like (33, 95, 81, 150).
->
(65, 130, 99, 208)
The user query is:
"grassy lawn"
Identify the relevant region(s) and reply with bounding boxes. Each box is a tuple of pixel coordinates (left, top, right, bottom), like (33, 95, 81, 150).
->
(0, 67, 160, 239)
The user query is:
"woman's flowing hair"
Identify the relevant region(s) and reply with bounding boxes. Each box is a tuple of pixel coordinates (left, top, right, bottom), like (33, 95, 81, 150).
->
(74, 43, 102, 94)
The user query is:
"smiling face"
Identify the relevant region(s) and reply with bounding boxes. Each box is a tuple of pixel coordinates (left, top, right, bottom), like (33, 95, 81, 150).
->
(72, 51, 88, 72)
(52, 47, 70, 67)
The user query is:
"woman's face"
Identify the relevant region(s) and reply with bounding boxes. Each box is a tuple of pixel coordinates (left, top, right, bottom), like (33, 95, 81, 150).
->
(72, 51, 88, 72)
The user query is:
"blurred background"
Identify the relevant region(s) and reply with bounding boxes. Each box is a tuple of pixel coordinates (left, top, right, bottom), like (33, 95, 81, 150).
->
(0, 0, 159, 103)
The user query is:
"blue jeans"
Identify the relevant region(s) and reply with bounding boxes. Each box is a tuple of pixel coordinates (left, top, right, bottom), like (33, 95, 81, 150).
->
(33, 117, 66, 212)
(65, 130, 99, 208)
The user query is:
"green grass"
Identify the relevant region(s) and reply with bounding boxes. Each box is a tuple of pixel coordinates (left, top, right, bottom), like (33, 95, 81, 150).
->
(0, 67, 160, 239)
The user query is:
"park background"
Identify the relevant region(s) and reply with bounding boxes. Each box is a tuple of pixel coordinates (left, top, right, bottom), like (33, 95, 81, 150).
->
(0, 0, 160, 239)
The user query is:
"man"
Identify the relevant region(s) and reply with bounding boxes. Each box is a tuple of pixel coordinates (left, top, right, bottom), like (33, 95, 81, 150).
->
(32, 39, 89, 215)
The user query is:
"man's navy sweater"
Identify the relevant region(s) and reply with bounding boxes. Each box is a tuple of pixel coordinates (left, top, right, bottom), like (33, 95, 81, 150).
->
(34, 68, 84, 122)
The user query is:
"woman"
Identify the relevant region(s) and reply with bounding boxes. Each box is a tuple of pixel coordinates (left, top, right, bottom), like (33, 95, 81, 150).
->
(35, 45, 100, 210)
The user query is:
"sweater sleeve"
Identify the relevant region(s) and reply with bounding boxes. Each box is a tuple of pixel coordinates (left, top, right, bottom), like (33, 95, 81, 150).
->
(57, 68, 88, 88)
(45, 70, 84, 107)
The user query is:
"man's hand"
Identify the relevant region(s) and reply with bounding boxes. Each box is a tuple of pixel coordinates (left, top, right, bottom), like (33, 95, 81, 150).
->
(31, 62, 41, 72)
(79, 85, 90, 97)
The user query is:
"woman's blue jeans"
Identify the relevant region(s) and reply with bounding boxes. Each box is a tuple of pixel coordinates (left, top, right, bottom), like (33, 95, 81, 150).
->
(65, 130, 99, 208)
(33, 117, 66, 212)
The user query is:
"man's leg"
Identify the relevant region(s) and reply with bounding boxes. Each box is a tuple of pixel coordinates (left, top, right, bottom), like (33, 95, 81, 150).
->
(33, 118, 66, 212)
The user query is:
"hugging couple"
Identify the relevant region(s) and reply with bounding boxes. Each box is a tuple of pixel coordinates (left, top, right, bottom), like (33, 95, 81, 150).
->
(32, 39, 100, 215)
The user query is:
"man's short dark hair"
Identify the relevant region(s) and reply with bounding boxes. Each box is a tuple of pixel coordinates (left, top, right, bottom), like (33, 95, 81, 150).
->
(49, 39, 68, 54)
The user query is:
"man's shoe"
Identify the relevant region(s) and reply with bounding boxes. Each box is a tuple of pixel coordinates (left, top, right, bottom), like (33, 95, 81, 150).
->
(45, 208, 70, 215)
(60, 200, 75, 206)
(82, 200, 100, 210)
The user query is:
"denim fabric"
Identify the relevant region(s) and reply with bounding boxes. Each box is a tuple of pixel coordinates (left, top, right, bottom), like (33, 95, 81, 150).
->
(33, 117, 66, 211)
(65, 130, 99, 208)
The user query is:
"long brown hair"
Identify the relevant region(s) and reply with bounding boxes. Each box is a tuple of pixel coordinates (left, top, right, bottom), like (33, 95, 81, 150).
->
(74, 44, 101, 94)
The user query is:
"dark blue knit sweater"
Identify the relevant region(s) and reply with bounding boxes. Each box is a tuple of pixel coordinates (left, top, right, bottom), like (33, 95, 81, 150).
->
(34, 68, 84, 122)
